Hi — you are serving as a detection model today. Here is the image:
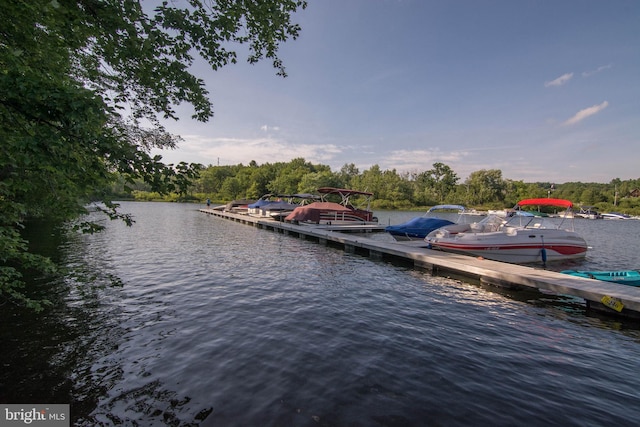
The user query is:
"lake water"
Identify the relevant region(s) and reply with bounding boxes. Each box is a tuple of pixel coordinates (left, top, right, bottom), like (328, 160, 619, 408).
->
(2, 202, 640, 426)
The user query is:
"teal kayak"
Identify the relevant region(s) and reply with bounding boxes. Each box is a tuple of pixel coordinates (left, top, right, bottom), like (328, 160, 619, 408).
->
(561, 270, 640, 286)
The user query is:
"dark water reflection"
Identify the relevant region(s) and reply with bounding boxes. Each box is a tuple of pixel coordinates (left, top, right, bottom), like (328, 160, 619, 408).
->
(2, 203, 640, 426)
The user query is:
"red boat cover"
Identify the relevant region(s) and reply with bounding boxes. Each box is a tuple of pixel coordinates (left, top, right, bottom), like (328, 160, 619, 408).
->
(517, 198, 573, 208)
(285, 202, 350, 222)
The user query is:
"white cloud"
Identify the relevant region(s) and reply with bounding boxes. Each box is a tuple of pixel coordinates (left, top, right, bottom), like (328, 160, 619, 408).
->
(544, 72, 574, 87)
(582, 64, 612, 77)
(153, 134, 342, 167)
(378, 148, 470, 175)
(562, 101, 609, 126)
(260, 125, 281, 132)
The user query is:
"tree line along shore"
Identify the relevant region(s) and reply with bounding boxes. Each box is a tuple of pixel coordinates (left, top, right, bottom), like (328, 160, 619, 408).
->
(109, 158, 640, 216)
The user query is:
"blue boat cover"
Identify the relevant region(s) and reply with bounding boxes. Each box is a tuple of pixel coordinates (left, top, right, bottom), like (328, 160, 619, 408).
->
(385, 218, 454, 238)
(259, 201, 299, 210)
(248, 199, 274, 208)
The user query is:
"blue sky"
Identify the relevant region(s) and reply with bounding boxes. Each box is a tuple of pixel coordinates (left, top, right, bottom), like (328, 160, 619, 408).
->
(154, 0, 639, 183)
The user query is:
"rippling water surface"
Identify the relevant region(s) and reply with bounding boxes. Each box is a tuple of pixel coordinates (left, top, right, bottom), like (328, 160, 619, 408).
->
(3, 202, 640, 426)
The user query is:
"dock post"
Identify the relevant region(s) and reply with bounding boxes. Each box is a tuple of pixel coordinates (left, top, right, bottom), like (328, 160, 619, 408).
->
(370, 250, 383, 261)
(414, 260, 436, 272)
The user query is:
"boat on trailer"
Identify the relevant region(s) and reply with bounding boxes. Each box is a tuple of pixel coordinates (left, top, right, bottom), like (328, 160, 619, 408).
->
(425, 198, 588, 265)
(561, 270, 640, 287)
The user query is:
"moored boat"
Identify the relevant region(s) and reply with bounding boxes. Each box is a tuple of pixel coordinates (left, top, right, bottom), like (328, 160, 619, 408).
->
(385, 204, 468, 241)
(224, 199, 256, 213)
(601, 212, 632, 220)
(247, 194, 281, 217)
(247, 193, 318, 219)
(561, 270, 640, 286)
(425, 198, 588, 265)
(268, 193, 321, 220)
(285, 187, 378, 225)
(575, 206, 602, 220)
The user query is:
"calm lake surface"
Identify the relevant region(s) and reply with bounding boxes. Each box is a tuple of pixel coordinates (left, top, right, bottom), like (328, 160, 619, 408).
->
(2, 201, 640, 426)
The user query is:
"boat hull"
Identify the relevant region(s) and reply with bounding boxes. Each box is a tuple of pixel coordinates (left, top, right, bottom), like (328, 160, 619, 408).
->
(426, 229, 588, 264)
(315, 210, 376, 224)
(601, 212, 632, 220)
(285, 201, 377, 225)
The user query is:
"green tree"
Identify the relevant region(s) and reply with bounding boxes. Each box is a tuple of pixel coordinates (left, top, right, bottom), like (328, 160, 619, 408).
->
(221, 177, 243, 200)
(337, 163, 359, 188)
(195, 166, 234, 194)
(465, 169, 507, 206)
(1, 0, 307, 308)
(578, 188, 595, 206)
(426, 162, 459, 203)
(413, 162, 458, 205)
(298, 171, 339, 194)
(503, 180, 545, 206)
(245, 166, 275, 199)
(378, 169, 413, 208)
(268, 158, 319, 194)
(352, 165, 383, 196)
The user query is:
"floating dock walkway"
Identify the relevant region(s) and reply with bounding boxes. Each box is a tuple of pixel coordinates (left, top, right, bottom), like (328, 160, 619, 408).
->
(201, 208, 640, 319)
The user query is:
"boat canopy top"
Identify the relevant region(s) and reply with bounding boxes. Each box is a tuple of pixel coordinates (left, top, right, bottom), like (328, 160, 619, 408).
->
(316, 187, 374, 211)
(292, 193, 322, 200)
(317, 187, 374, 197)
(516, 198, 573, 209)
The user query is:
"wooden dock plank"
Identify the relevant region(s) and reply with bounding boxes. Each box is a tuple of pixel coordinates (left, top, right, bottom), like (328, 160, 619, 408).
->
(200, 208, 640, 318)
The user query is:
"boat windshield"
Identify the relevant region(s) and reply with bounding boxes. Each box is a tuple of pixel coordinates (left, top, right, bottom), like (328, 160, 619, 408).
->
(425, 205, 469, 223)
(503, 211, 574, 230)
(476, 214, 507, 229)
(475, 211, 550, 230)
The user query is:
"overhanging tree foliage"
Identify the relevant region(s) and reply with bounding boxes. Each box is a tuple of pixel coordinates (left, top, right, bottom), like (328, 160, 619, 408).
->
(0, 0, 307, 308)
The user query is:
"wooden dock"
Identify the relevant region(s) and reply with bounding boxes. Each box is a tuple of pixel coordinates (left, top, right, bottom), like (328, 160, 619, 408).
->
(201, 208, 640, 319)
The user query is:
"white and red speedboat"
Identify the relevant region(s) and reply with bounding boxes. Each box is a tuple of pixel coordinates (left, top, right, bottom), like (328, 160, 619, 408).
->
(425, 198, 588, 265)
